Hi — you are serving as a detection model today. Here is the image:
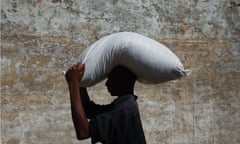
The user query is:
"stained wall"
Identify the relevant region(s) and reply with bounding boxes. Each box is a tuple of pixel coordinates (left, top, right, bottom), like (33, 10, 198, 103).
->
(1, 0, 240, 143)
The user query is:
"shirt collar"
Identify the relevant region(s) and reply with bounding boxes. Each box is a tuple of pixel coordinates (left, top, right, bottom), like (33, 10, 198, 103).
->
(113, 94, 137, 105)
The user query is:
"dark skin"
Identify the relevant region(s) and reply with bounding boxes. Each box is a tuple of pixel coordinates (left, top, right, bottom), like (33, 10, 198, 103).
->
(65, 63, 136, 140)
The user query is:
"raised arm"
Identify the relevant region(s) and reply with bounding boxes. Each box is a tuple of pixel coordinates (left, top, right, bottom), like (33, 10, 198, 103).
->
(80, 87, 113, 119)
(66, 64, 90, 140)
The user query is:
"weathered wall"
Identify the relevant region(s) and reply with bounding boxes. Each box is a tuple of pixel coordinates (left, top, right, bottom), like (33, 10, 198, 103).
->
(1, 0, 240, 143)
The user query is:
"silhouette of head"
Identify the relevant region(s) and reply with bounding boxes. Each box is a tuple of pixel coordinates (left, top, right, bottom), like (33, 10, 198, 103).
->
(105, 65, 137, 96)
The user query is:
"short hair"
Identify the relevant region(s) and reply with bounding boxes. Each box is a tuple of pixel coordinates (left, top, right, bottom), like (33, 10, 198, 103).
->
(109, 65, 137, 82)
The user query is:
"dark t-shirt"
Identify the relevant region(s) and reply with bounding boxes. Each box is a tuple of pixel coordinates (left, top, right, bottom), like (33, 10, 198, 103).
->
(86, 95, 146, 144)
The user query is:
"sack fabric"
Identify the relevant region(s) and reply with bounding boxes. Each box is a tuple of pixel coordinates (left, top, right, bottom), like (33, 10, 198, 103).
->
(76, 32, 189, 87)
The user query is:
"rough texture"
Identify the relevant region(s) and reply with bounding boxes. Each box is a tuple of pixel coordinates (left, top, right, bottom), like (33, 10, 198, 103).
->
(1, 0, 240, 144)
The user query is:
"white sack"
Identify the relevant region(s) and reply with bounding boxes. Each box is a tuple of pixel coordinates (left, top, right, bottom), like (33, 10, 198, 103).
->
(76, 32, 190, 87)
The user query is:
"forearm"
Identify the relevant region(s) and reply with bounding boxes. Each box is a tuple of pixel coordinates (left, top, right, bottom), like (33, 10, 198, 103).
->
(68, 81, 90, 139)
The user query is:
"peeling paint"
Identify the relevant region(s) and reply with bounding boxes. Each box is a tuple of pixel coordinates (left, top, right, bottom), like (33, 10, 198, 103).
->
(1, 0, 240, 144)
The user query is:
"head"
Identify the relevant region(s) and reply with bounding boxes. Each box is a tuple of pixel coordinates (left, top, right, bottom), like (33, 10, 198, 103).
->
(105, 65, 137, 96)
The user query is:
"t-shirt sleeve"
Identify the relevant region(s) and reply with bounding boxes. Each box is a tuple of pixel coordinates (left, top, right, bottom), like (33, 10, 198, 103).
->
(83, 101, 113, 119)
(89, 117, 100, 143)
(89, 96, 146, 144)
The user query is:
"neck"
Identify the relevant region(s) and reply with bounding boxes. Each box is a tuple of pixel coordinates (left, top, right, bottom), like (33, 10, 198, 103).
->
(118, 88, 134, 96)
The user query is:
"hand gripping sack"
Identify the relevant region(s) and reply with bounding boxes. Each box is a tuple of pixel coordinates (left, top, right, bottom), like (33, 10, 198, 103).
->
(75, 32, 190, 87)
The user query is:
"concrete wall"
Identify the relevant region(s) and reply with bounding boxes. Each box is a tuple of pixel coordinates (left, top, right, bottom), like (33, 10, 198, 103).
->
(1, 0, 240, 143)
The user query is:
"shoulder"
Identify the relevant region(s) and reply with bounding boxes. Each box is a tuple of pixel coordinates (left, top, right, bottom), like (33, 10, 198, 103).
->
(113, 95, 138, 110)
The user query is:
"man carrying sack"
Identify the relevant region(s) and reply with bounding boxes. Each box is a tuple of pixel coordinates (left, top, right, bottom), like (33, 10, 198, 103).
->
(64, 32, 190, 144)
(65, 63, 146, 144)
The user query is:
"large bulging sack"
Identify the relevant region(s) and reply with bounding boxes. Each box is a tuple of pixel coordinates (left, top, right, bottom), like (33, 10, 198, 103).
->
(76, 32, 190, 87)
